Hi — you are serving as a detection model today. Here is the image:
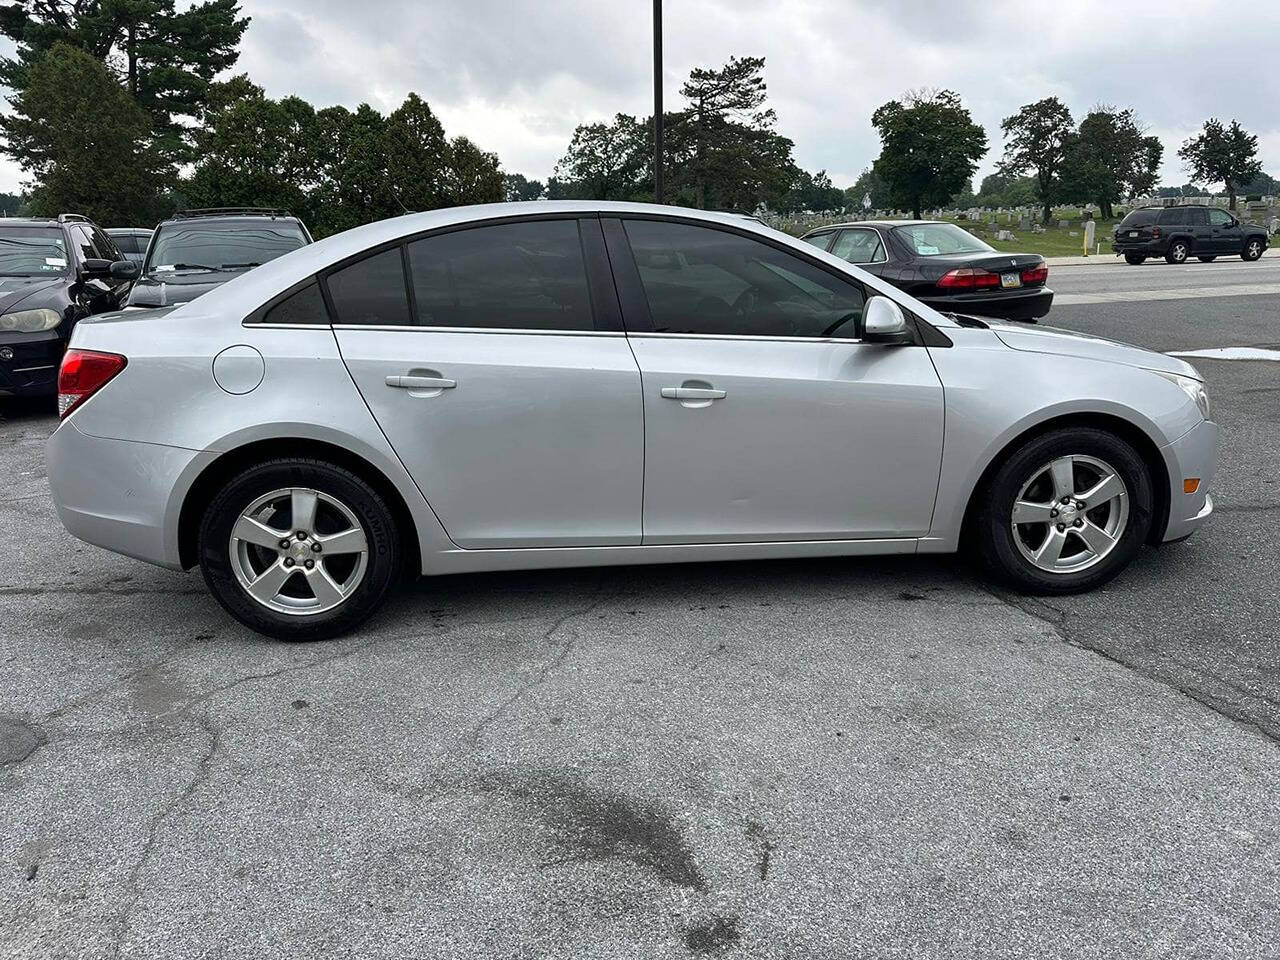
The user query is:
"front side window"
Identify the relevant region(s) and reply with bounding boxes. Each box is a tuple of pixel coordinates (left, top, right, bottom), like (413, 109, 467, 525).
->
(325, 247, 411, 326)
(145, 220, 308, 274)
(830, 228, 885, 264)
(0, 226, 69, 276)
(407, 219, 594, 331)
(1209, 208, 1234, 227)
(893, 223, 992, 257)
(71, 224, 107, 261)
(623, 219, 866, 339)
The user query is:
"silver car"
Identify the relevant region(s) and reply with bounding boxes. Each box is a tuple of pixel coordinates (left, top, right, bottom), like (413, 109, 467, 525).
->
(46, 202, 1218, 640)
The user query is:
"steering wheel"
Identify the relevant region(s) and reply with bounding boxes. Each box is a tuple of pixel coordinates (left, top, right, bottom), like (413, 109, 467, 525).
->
(819, 311, 860, 338)
(731, 286, 762, 317)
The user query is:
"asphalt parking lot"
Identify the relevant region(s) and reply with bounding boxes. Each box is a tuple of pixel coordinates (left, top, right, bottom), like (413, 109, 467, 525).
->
(3, 258, 1279, 958)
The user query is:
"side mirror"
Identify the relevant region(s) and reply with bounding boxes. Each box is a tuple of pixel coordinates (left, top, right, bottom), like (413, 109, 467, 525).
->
(862, 295, 913, 344)
(79, 257, 113, 277)
(110, 259, 140, 280)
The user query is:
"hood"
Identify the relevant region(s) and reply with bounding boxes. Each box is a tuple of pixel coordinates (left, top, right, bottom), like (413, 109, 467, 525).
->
(0, 276, 67, 315)
(126, 271, 233, 308)
(989, 320, 1202, 379)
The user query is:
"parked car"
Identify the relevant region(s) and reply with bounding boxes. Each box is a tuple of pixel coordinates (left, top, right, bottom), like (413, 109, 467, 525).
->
(104, 228, 154, 266)
(125, 208, 312, 309)
(1112, 205, 1270, 265)
(0, 214, 136, 401)
(801, 220, 1052, 321)
(47, 201, 1217, 640)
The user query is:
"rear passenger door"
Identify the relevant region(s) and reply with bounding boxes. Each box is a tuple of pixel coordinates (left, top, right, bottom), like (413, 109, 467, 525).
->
(331, 216, 644, 549)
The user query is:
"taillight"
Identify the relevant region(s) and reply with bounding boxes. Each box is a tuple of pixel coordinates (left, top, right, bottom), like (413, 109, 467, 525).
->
(1152, 226, 1162, 239)
(1021, 265, 1049, 285)
(937, 268, 1001, 290)
(58, 349, 127, 419)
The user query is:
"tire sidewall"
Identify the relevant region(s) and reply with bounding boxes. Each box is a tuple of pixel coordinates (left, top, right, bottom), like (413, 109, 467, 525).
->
(199, 460, 399, 641)
(977, 428, 1154, 594)
(1243, 239, 1263, 261)
(1166, 241, 1189, 264)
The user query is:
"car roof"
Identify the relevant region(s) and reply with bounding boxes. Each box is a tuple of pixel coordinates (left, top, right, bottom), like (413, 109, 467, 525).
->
(804, 220, 945, 234)
(0, 218, 69, 228)
(106, 227, 153, 234)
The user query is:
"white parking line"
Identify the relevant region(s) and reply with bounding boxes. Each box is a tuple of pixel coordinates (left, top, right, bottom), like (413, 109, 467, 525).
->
(1056, 283, 1280, 305)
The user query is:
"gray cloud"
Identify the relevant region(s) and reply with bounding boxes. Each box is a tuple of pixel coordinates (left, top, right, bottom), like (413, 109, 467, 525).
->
(2, 1, 1277, 195)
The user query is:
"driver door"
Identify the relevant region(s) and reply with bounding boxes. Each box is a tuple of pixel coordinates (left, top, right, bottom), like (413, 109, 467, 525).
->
(606, 217, 944, 544)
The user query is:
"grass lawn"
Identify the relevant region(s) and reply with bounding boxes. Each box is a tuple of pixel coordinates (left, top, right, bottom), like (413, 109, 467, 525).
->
(939, 211, 1121, 258)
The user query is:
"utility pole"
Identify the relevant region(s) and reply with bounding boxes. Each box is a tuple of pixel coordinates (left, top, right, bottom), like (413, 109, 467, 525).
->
(653, 0, 663, 203)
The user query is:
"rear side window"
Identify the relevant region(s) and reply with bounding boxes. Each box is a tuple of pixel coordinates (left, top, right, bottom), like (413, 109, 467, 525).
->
(406, 219, 594, 331)
(1157, 208, 1187, 226)
(263, 281, 328, 325)
(1185, 208, 1208, 226)
(112, 235, 138, 254)
(325, 248, 411, 326)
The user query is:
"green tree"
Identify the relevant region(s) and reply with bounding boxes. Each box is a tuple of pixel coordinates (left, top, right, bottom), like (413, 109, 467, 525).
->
(872, 89, 987, 220)
(442, 135, 504, 206)
(974, 172, 1037, 208)
(1, 42, 166, 223)
(0, 192, 23, 216)
(0, 0, 249, 164)
(1061, 106, 1162, 218)
(998, 96, 1074, 221)
(1179, 118, 1263, 211)
(504, 173, 545, 202)
(845, 166, 890, 212)
(552, 113, 650, 201)
(782, 169, 844, 213)
(382, 92, 451, 213)
(309, 104, 397, 235)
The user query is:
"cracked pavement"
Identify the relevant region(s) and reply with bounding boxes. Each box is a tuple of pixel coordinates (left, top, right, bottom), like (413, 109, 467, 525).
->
(2, 292, 1279, 958)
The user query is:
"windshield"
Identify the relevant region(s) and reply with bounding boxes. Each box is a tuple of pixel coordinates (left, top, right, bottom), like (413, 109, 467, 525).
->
(0, 227, 70, 277)
(144, 221, 307, 274)
(893, 223, 993, 257)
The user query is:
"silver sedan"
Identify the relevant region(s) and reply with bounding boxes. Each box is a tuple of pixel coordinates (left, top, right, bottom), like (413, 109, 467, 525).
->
(46, 202, 1218, 640)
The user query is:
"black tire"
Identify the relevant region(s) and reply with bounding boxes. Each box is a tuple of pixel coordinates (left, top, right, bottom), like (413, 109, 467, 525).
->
(1165, 240, 1190, 264)
(1123, 253, 1146, 265)
(1242, 237, 1265, 262)
(198, 459, 400, 641)
(1197, 256, 1216, 263)
(974, 427, 1154, 595)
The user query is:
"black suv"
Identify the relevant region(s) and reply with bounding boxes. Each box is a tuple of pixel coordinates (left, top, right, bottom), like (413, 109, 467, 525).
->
(1112, 205, 1269, 265)
(126, 208, 312, 309)
(0, 214, 137, 400)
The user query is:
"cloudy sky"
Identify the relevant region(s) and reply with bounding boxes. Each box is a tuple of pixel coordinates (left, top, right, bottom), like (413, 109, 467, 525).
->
(2, 0, 1278, 194)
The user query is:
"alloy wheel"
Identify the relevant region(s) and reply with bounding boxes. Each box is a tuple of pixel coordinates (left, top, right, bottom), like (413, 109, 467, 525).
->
(1010, 455, 1129, 574)
(228, 487, 369, 615)
(1246, 240, 1263, 260)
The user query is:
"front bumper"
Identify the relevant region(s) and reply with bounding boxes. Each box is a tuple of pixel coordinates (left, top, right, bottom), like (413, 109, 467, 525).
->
(1160, 418, 1220, 543)
(919, 287, 1053, 321)
(46, 419, 206, 569)
(0, 329, 63, 397)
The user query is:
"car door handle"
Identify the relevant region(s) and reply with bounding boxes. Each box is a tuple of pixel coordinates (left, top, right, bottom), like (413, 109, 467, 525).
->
(385, 375, 456, 390)
(660, 387, 726, 400)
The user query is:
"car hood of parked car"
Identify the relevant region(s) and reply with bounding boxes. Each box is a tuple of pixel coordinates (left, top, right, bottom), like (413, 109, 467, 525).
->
(127, 271, 236, 308)
(0, 277, 66, 315)
(987, 319, 1201, 379)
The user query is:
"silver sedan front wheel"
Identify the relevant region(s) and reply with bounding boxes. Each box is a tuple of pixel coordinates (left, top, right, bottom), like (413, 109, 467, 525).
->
(1011, 455, 1129, 574)
(229, 486, 370, 616)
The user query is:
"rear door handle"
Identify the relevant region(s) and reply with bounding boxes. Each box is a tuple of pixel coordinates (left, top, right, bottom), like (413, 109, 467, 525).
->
(660, 387, 726, 400)
(385, 375, 456, 390)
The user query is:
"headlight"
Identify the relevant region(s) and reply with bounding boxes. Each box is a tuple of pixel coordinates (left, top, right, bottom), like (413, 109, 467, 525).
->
(0, 308, 62, 333)
(1155, 370, 1210, 420)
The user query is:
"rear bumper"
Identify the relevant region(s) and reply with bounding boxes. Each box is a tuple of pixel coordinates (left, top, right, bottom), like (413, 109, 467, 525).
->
(1160, 418, 1220, 543)
(1111, 241, 1165, 256)
(919, 288, 1053, 321)
(46, 419, 205, 569)
(0, 329, 63, 397)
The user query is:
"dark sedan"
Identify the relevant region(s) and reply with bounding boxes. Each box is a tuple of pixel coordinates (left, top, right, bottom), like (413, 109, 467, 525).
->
(801, 220, 1052, 322)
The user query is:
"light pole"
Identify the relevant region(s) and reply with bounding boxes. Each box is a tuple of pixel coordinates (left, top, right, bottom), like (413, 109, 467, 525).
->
(653, 0, 663, 203)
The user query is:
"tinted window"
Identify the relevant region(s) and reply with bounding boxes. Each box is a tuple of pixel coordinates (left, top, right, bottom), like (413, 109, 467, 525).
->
(802, 232, 834, 251)
(263, 281, 329, 325)
(1185, 207, 1208, 226)
(325, 248, 411, 326)
(830, 228, 885, 264)
(1118, 210, 1157, 227)
(1209, 208, 1234, 226)
(91, 225, 122, 260)
(112, 235, 138, 254)
(0, 226, 69, 276)
(1157, 208, 1187, 226)
(145, 220, 308, 273)
(892, 223, 992, 257)
(71, 224, 107, 260)
(623, 219, 866, 339)
(407, 220, 594, 331)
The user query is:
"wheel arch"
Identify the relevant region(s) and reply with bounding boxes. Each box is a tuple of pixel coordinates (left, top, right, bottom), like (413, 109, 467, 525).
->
(959, 411, 1172, 548)
(177, 437, 422, 576)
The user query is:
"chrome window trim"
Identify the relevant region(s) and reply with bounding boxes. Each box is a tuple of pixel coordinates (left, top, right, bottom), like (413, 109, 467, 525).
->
(832, 226, 889, 265)
(626, 331, 865, 345)
(252, 323, 330, 330)
(330, 324, 625, 337)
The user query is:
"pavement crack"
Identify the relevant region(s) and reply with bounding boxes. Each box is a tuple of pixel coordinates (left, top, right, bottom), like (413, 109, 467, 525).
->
(988, 587, 1280, 748)
(110, 711, 221, 959)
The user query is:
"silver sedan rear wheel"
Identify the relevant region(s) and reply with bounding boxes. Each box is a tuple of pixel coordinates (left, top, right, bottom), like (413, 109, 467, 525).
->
(1010, 455, 1129, 574)
(229, 486, 369, 616)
